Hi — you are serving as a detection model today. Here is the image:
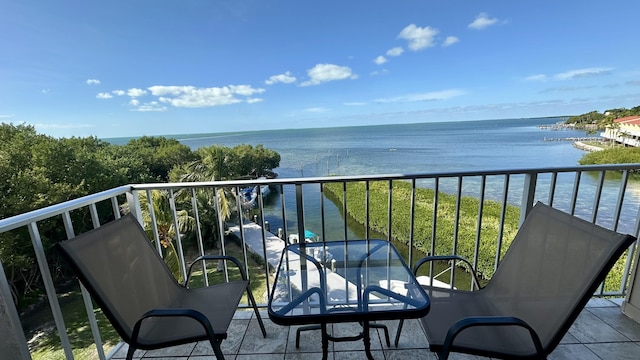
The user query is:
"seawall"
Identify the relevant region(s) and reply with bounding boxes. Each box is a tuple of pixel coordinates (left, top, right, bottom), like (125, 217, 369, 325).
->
(573, 141, 603, 152)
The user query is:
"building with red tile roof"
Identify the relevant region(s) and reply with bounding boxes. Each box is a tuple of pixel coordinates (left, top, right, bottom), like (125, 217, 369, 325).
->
(601, 116, 640, 147)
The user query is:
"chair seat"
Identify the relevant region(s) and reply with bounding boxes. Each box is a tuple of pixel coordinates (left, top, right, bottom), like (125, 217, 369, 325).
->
(421, 287, 546, 358)
(135, 280, 249, 347)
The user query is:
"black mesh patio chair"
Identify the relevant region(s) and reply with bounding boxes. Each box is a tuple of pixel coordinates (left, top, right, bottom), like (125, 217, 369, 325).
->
(395, 202, 636, 359)
(57, 213, 266, 360)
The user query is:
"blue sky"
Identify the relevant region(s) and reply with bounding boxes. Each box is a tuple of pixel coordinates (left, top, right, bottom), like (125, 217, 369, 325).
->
(2, 1, 640, 139)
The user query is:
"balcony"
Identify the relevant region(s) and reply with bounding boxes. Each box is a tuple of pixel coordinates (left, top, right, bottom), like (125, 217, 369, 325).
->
(600, 131, 640, 148)
(106, 299, 640, 359)
(2, 164, 640, 359)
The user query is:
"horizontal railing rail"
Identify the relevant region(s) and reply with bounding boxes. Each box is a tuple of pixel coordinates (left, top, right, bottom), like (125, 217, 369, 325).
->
(1, 164, 639, 359)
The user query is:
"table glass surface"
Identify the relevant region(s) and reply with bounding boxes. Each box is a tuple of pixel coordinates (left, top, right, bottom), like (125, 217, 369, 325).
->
(268, 239, 430, 324)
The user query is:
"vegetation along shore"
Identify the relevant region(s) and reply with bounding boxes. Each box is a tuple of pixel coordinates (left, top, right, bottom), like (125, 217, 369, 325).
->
(322, 180, 628, 292)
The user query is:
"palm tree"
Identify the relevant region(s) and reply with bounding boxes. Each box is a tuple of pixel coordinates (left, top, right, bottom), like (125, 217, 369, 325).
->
(123, 190, 195, 282)
(170, 146, 238, 270)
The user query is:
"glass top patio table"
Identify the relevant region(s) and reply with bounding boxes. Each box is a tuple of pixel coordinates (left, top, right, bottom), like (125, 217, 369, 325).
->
(268, 239, 430, 325)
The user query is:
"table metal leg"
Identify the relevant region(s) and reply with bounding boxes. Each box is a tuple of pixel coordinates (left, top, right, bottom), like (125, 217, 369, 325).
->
(363, 321, 374, 360)
(296, 324, 322, 348)
(321, 323, 329, 360)
(295, 320, 389, 359)
(369, 322, 390, 347)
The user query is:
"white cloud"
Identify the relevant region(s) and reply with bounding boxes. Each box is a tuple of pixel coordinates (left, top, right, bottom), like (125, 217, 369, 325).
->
(374, 56, 387, 65)
(386, 47, 404, 57)
(96, 92, 113, 99)
(371, 69, 390, 76)
(129, 99, 140, 106)
(232, 85, 262, 96)
(468, 13, 499, 30)
(442, 36, 459, 47)
(376, 89, 465, 103)
(344, 102, 367, 106)
(397, 24, 439, 51)
(300, 64, 358, 86)
(127, 88, 147, 97)
(86, 79, 101, 85)
(32, 122, 94, 129)
(554, 67, 614, 80)
(133, 102, 168, 112)
(0, 114, 14, 118)
(525, 74, 548, 82)
(246, 98, 264, 104)
(265, 71, 296, 85)
(540, 85, 597, 93)
(304, 107, 329, 113)
(148, 85, 265, 108)
(112, 90, 126, 96)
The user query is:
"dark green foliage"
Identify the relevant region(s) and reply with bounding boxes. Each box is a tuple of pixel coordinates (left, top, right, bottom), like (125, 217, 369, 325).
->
(0, 124, 153, 307)
(168, 143, 280, 249)
(579, 147, 640, 167)
(323, 181, 521, 279)
(566, 105, 640, 129)
(1, 124, 282, 308)
(122, 136, 197, 181)
(226, 144, 281, 179)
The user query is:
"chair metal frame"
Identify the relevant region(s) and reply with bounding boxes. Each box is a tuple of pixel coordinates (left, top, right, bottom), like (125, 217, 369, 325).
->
(57, 214, 266, 360)
(395, 202, 636, 359)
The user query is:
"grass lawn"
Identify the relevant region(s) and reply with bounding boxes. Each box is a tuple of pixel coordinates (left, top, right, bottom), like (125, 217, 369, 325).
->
(23, 238, 270, 360)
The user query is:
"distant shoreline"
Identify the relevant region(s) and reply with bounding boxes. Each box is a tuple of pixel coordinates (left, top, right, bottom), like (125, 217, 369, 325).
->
(101, 116, 570, 144)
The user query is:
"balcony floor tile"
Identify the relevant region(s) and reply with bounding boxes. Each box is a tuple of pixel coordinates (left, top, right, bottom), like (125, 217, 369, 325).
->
(108, 299, 640, 360)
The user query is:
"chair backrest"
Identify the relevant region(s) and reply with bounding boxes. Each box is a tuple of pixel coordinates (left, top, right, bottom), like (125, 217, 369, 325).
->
(57, 214, 183, 341)
(484, 202, 636, 351)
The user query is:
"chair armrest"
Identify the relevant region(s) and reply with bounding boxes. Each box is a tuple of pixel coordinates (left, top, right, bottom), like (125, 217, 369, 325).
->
(186, 255, 249, 286)
(440, 316, 544, 360)
(413, 255, 481, 290)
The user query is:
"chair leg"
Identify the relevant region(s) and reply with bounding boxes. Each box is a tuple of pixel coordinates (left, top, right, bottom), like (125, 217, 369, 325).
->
(246, 286, 267, 337)
(126, 344, 136, 360)
(209, 338, 225, 360)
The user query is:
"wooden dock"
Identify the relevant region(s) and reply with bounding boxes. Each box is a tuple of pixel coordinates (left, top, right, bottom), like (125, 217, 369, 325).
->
(227, 221, 361, 303)
(227, 221, 451, 303)
(543, 136, 601, 142)
(227, 221, 285, 269)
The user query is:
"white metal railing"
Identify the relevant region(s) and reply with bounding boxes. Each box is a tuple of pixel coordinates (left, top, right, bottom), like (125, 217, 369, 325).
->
(1, 164, 640, 359)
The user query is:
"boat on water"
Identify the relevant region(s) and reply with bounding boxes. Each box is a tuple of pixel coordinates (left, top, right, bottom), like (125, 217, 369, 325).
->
(241, 177, 271, 208)
(288, 230, 335, 266)
(287, 229, 320, 244)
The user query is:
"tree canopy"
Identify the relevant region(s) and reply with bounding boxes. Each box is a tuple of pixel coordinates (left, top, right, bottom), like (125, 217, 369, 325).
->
(578, 147, 640, 167)
(566, 105, 640, 129)
(122, 136, 197, 181)
(0, 123, 281, 307)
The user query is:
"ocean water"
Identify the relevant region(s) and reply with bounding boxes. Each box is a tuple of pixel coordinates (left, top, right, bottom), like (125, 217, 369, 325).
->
(107, 118, 639, 240)
(174, 117, 587, 178)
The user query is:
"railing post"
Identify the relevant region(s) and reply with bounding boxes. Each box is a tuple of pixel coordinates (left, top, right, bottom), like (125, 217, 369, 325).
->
(623, 245, 640, 323)
(0, 260, 31, 360)
(63, 212, 106, 360)
(295, 183, 306, 249)
(126, 189, 143, 221)
(622, 209, 640, 322)
(520, 172, 537, 225)
(28, 222, 74, 359)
